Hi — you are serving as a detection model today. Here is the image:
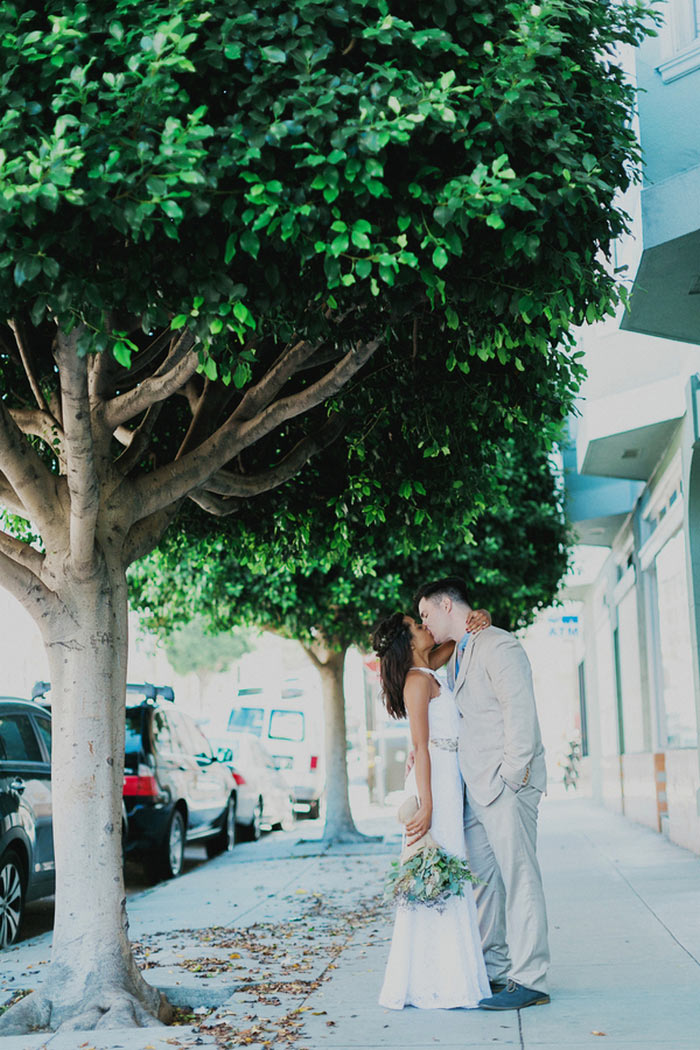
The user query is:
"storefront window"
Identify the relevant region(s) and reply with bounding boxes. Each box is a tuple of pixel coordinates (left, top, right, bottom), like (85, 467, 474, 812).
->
(616, 587, 646, 753)
(595, 618, 620, 757)
(656, 529, 698, 748)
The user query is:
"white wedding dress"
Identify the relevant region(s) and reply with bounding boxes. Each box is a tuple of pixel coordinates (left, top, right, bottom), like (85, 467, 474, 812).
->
(379, 668, 490, 1010)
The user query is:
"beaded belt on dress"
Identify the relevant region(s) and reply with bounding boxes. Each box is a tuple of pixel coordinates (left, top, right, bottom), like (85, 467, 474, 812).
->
(430, 737, 458, 751)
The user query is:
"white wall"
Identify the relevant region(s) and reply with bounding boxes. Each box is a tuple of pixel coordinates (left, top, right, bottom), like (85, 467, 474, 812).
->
(0, 588, 48, 698)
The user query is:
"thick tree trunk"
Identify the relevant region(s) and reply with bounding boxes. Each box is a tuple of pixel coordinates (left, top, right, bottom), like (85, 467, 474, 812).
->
(0, 298, 382, 1034)
(0, 562, 170, 1033)
(315, 647, 377, 845)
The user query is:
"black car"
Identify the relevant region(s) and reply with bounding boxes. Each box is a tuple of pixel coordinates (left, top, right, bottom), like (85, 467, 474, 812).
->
(123, 685, 236, 881)
(0, 697, 54, 948)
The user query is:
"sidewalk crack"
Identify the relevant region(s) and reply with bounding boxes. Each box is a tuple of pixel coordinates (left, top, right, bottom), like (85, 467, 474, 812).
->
(518, 1008, 525, 1050)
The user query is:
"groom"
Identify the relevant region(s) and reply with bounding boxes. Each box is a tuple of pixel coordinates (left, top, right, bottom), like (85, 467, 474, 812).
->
(415, 576, 550, 1011)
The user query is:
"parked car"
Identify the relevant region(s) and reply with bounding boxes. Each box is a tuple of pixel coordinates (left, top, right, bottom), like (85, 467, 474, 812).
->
(0, 696, 54, 948)
(227, 681, 325, 818)
(208, 730, 295, 840)
(123, 684, 236, 881)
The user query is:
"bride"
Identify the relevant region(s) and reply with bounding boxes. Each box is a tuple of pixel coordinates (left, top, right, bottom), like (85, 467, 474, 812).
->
(372, 611, 491, 1010)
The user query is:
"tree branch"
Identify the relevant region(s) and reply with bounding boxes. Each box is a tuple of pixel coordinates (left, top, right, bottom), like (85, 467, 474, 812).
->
(129, 329, 188, 384)
(0, 528, 45, 576)
(301, 641, 325, 670)
(10, 408, 64, 460)
(8, 319, 49, 412)
(103, 331, 198, 429)
(229, 338, 321, 425)
(0, 400, 61, 535)
(297, 346, 345, 372)
(114, 403, 163, 476)
(0, 547, 58, 622)
(90, 326, 173, 401)
(124, 506, 180, 566)
(55, 329, 100, 576)
(187, 489, 242, 516)
(174, 337, 320, 464)
(301, 636, 337, 669)
(175, 377, 229, 460)
(0, 472, 27, 517)
(202, 417, 344, 498)
(132, 336, 381, 522)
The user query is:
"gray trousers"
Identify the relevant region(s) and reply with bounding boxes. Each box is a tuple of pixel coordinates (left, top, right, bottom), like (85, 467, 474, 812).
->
(464, 783, 550, 993)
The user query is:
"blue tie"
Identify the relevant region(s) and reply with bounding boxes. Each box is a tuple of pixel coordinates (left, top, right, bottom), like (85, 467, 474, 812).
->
(454, 634, 469, 679)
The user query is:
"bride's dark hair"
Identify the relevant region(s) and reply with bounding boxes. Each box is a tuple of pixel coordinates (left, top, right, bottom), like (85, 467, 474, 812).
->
(371, 612, 412, 720)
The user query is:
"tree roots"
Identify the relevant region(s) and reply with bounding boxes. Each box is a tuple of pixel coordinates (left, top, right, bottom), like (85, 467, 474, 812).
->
(0, 985, 172, 1035)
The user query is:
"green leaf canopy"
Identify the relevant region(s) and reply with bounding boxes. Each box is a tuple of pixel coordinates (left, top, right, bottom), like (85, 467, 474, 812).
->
(0, 0, 655, 377)
(131, 427, 571, 650)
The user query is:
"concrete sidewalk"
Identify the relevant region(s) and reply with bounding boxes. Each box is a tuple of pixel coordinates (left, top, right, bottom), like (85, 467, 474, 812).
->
(1, 797, 699, 1049)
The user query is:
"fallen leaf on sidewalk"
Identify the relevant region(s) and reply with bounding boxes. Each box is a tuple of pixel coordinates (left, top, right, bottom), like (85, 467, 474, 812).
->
(164, 887, 386, 1048)
(591, 1031, 607, 1037)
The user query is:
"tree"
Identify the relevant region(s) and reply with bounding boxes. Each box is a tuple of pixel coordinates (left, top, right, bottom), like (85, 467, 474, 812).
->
(161, 617, 253, 714)
(131, 431, 571, 843)
(0, 0, 655, 1032)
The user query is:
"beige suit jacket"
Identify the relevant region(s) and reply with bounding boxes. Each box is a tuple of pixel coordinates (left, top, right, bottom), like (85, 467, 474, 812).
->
(450, 626, 546, 806)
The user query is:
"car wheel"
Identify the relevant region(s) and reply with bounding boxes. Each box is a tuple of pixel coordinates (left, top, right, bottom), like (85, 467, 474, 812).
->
(0, 849, 25, 949)
(239, 797, 263, 842)
(206, 795, 236, 858)
(147, 808, 186, 882)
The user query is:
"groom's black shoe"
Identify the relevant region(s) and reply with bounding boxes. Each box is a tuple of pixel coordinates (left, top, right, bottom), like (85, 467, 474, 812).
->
(479, 980, 550, 1011)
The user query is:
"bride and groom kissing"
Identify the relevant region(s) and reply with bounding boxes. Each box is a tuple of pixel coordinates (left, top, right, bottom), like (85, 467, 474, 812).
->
(372, 576, 550, 1012)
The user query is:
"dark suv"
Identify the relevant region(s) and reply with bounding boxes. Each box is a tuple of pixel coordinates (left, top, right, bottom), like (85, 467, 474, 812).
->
(123, 685, 236, 881)
(0, 697, 54, 948)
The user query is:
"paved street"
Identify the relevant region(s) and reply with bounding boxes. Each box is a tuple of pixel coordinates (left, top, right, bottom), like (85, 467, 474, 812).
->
(1, 795, 699, 1050)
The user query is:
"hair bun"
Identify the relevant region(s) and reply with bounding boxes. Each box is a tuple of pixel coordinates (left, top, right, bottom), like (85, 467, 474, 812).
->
(372, 612, 407, 658)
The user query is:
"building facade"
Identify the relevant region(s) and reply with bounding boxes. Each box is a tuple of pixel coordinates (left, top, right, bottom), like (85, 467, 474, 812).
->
(563, 1, 700, 853)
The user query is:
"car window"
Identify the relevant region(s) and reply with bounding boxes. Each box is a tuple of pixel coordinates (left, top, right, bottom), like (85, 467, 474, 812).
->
(188, 720, 214, 759)
(269, 709, 305, 742)
(169, 710, 211, 758)
(228, 707, 264, 736)
(125, 708, 144, 754)
(152, 709, 176, 752)
(33, 715, 52, 758)
(0, 713, 43, 762)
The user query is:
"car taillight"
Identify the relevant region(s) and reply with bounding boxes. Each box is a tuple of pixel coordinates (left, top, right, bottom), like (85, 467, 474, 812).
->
(310, 755, 319, 771)
(232, 771, 246, 786)
(123, 765, 160, 797)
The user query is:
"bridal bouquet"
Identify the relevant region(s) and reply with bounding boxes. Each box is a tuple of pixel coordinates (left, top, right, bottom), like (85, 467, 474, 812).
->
(384, 847, 478, 909)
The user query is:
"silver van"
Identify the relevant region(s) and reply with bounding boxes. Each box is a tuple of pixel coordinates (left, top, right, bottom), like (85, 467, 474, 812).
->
(227, 684, 325, 818)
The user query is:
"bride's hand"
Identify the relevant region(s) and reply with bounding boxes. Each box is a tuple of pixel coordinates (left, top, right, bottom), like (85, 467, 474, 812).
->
(405, 803, 432, 845)
(467, 608, 491, 633)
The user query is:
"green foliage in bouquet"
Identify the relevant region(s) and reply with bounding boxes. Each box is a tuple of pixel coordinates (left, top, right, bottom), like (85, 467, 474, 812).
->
(384, 848, 479, 909)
